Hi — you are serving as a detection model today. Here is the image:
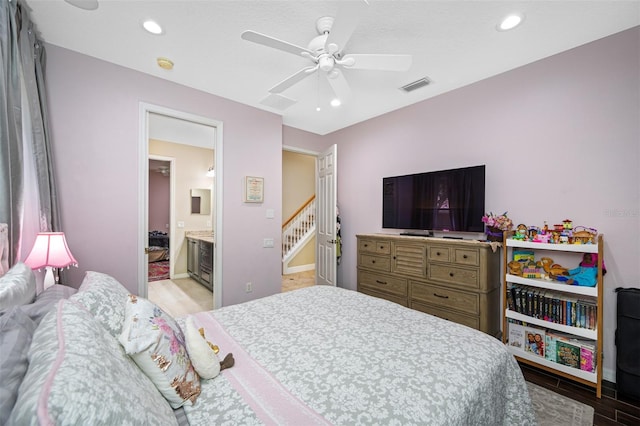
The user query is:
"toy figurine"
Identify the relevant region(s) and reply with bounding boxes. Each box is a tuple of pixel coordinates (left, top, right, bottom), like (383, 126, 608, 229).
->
(555, 253, 605, 287)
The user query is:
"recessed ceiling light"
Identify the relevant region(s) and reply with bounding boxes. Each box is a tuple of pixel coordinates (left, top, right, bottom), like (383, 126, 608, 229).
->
(143, 20, 163, 35)
(330, 99, 341, 107)
(497, 13, 524, 31)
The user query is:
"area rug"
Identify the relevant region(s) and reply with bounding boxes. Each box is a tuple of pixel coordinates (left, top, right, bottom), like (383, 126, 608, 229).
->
(148, 260, 169, 282)
(527, 381, 594, 426)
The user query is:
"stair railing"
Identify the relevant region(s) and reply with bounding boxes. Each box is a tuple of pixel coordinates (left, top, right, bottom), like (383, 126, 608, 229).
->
(282, 195, 316, 260)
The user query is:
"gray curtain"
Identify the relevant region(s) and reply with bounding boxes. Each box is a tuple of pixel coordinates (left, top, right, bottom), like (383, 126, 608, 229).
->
(0, 0, 61, 267)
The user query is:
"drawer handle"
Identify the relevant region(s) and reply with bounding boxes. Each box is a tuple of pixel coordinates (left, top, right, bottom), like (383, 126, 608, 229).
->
(463, 254, 468, 259)
(449, 272, 454, 277)
(380, 245, 385, 250)
(371, 260, 376, 264)
(376, 280, 388, 285)
(364, 244, 369, 247)
(436, 251, 441, 256)
(433, 293, 449, 299)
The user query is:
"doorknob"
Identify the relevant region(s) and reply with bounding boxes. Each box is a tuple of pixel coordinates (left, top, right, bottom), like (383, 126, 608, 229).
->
(328, 239, 338, 244)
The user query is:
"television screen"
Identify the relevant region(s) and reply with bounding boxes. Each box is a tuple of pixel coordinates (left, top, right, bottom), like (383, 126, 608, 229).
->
(382, 165, 485, 233)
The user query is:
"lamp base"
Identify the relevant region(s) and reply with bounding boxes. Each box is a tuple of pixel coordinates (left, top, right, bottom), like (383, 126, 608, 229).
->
(44, 267, 55, 290)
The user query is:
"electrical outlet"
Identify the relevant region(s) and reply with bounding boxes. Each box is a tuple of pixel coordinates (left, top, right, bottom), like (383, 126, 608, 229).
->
(246, 282, 252, 293)
(263, 238, 274, 248)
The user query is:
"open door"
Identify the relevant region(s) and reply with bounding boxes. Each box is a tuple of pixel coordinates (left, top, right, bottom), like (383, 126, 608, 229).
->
(316, 144, 337, 286)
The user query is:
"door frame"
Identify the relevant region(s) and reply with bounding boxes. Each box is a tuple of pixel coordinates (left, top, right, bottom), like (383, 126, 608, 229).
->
(148, 155, 175, 278)
(138, 103, 224, 309)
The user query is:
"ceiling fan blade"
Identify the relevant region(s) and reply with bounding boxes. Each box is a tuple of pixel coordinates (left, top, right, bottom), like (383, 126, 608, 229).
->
(341, 54, 413, 71)
(64, 0, 99, 10)
(241, 30, 315, 57)
(326, 69, 351, 102)
(268, 66, 318, 94)
(324, 0, 369, 55)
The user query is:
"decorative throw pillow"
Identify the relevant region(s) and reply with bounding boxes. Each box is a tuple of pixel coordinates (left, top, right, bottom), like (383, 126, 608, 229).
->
(0, 262, 36, 313)
(119, 295, 200, 408)
(8, 299, 177, 425)
(184, 316, 221, 379)
(0, 307, 36, 425)
(69, 271, 130, 337)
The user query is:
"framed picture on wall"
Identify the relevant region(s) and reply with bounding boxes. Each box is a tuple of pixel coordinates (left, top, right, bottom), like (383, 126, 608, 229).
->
(243, 176, 264, 203)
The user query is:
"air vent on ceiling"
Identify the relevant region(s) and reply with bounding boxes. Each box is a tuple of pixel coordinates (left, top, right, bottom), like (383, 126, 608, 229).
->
(259, 93, 297, 111)
(400, 77, 431, 93)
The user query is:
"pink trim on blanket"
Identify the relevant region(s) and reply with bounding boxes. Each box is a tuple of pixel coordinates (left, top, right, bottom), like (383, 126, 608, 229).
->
(37, 300, 67, 426)
(192, 312, 331, 426)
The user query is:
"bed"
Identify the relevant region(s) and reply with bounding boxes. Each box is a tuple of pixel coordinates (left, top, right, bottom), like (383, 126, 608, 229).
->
(149, 230, 169, 262)
(3, 268, 535, 425)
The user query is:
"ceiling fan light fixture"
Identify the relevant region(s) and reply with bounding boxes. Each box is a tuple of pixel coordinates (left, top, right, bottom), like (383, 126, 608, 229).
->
(319, 56, 335, 72)
(497, 13, 524, 31)
(143, 20, 163, 35)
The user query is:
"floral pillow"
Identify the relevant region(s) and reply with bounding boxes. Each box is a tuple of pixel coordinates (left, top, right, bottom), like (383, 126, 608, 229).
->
(119, 294, 200, 408)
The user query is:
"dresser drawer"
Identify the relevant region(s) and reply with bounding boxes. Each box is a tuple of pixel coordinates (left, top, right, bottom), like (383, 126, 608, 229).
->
(359, 239, 391, 255)
(359, 271, 407, 297)
(411, 301, 479, 330)
(359, 254, 391, 272)
(428, 246, 450, 262)
(410, 282, 479, 315)
(428, 264, 478, 289)
(358, 286, 408, 307)
(454, 248, 479, 266)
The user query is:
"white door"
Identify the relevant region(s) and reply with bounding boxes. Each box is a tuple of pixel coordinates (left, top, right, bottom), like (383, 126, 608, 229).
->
(316, 144, 337, 286)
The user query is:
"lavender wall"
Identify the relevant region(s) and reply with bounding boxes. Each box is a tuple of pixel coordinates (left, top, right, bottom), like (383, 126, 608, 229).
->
(319, 27, 639, 380)
(45, 45, 284, 306)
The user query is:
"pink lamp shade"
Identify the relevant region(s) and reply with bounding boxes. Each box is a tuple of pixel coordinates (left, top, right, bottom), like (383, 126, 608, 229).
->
(24, 232, 78, 270)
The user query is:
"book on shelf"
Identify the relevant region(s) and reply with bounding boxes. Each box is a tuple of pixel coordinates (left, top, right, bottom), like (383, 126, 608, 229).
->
(508, 322, 525, 350)
(508, 284, 597, 330)
(524, 326, 545, 357)
(557, 340, 581, 369)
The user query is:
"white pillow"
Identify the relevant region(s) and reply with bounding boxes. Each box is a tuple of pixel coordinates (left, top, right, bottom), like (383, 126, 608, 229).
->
(119, 295, 200, 408)
(0, 263, 36, 313)
(184, 316, 221, 379)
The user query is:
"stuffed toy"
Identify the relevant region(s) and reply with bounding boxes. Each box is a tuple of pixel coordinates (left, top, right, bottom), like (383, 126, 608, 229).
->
(507, 260, 523, 276)
(555, 253, 605, 287)
(537, 257, 569, 278)
(184, 317, 234, 379)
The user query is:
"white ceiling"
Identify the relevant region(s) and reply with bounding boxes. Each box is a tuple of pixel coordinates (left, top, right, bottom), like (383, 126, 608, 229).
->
(24, 0, 640, 136)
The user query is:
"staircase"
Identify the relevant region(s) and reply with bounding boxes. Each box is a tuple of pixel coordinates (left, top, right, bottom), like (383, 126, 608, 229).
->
(282, 196, 315, 273)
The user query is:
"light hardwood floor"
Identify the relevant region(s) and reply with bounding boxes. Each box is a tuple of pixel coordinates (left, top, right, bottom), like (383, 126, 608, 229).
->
(149, 271, 316, 317)
(148, 277, 213, 318)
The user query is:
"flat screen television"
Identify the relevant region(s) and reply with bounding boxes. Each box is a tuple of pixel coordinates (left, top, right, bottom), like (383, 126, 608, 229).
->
(382, 165, 485, 233)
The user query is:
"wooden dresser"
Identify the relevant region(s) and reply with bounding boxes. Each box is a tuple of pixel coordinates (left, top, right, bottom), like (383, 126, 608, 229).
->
(357, 234, 501, 337)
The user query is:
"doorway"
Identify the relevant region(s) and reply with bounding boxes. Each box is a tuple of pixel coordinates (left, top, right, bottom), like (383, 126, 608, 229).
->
(138, 103, 223, 310)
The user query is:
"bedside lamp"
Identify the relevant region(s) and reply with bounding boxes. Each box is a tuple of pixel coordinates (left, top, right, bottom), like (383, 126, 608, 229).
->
(24, 232, 78, 289)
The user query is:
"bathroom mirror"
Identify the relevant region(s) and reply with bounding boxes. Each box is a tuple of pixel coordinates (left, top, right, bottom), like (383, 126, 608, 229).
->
(190, 188, 211, 215)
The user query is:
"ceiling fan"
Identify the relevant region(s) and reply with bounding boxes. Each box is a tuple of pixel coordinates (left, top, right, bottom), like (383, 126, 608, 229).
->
(241, 0, 412, 104)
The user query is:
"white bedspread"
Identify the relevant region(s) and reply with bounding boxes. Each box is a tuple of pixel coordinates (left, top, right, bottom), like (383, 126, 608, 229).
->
(183, 286, 535, 426)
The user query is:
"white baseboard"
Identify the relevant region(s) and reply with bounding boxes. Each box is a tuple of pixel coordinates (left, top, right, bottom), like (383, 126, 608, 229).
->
(283, 263, 315, 275)
(603, 367, 615, 383)
(172, 272, 190, 280)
